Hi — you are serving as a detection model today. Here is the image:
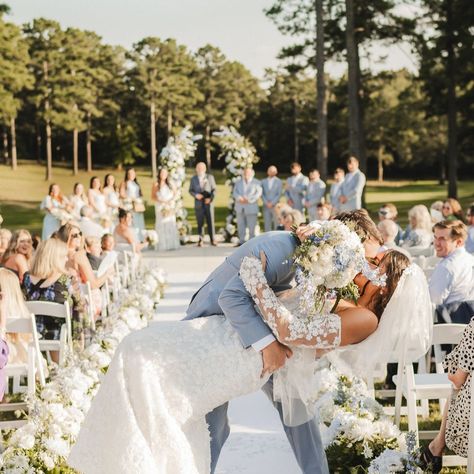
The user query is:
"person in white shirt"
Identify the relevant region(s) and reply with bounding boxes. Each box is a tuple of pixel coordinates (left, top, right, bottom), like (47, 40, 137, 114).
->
(377, 220, 411, 259)
(329, 168, 345, 212)
(78, 206, 106, 239)
(304, 169, 326, 221)
(339, 156, 366, 211)
(465, 205, 474, 254)
(429, 220, 474, 306)
(261, 165, 282, 232)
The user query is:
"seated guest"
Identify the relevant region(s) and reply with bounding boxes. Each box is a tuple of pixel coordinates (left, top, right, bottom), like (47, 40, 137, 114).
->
(1, 229, 33, 283)
(401, 205, 433, 250)
(430, 200, 444, 224)
(316, 203, 332, 221)
(85, 237, 102, 271)
(0, 268, 31, 368)
(0, 228, 12, 261)
(378, 203, 403, 244)
(465, 205, 474, 254)
(101, 233, 115, 255)
(282, 209, 304, 231)
(0, 272, 10, 401)
(420, 318, 474, 473)
(274, 203, 292, 231)
(429, 220, 474, 306)
(78, 205, 106, 238)
(22, 239, 78, 361)
(377, 220, 410, 258)
(442, 198, 464, 222)
(114, 209, 145, 254)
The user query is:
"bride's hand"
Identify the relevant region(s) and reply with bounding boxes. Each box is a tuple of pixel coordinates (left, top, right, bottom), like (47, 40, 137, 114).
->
(295, 224, 318, 242)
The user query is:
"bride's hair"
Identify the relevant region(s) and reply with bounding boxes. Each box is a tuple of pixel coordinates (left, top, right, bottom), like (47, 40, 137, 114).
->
(334, 209, 383, 245)
(370, 250, 411, 318)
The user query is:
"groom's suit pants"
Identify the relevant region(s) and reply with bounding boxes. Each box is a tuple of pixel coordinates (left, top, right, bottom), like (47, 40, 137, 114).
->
(205, 377, 329, 474)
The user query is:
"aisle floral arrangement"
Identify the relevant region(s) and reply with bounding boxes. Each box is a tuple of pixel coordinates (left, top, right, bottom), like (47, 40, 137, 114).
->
(0, 264, 167, 473)
(213, 126, 259, 242)
(314, 368, 422, 473)
(159, 127, 201, 243)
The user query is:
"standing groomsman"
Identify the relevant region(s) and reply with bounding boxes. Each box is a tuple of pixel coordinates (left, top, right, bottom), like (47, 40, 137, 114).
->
(233, 167, 262, 245)
(339, 157, 366, 211)
(285, 162, 308, 212)
(189, 162, 217, 246)
(304, 169, 326, 221)
(329, 167, 345, 213)
(261, 165, 282, 232)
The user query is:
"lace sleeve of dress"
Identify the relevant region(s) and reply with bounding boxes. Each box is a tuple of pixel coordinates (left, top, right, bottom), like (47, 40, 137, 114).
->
(239, 255, 341, 349)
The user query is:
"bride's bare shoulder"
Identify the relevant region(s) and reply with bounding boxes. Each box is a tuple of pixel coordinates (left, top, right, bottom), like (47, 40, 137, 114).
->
(338, 306, 378, 346)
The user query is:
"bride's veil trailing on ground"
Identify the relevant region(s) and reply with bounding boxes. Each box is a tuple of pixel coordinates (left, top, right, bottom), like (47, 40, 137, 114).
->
(325, 263, 433, 381)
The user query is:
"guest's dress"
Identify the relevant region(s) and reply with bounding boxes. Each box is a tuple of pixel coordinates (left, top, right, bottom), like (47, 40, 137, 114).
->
(22, 272, 73, 341)
(154, 185, 180, 251)
(40, 196, 63, 240)
(125, 181, 145, 241)
(444, 319, 474, 457)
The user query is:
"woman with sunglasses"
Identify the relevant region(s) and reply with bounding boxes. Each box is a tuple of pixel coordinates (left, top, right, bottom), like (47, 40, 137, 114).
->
(442, 198, 465, 222)
(1, 229, 33, 283)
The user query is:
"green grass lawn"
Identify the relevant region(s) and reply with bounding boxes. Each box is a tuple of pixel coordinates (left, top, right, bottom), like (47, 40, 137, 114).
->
(1, 162, 473, 235)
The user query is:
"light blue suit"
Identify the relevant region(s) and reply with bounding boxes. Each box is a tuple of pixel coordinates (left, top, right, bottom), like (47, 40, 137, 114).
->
(233, 177, 262, 244)
(285, 173, 309, 212)
(304, 179, 326, 221)
(261, 177, 282, 232)
(339, 169, 366, 211)
(185, 232, 329, 474)
(329, 181, 343, 212)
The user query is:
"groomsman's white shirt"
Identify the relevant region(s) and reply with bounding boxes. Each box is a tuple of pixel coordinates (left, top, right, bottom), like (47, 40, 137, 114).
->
(429, 247, 474, 305)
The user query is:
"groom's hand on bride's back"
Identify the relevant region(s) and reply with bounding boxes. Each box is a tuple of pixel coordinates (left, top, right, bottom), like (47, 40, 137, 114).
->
(260, 341, 293, 378)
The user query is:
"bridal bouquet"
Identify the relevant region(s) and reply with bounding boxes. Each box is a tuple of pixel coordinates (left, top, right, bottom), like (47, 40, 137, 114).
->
(293, 220, 367, 315)
(144, 229, 158, 248)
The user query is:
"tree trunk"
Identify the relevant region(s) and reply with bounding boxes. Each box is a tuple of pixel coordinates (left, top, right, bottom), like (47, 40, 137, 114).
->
(150, 101, 157, 180)
(377, 143, 384, 182)
(73, 128, 79, 175)
(439, 154, 446, 185)
(35, 121, 42, 164)
(43, 61, 53, 181)
(446, 0, 457, 198)
(167, 107, 173, 137)
(355, 49, 367, 172)
(315, 0, 328, 179)
(86, 112, 92, 172)
(345, 0, 362, 164)
(10, 117, 17, 170)
(205, 124, 212, 170)
(2, 128, 8, 164)
(293, 96, 299, 163)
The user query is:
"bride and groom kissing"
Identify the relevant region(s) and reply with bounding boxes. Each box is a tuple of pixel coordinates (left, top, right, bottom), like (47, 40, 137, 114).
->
(69, 210, 432, 474)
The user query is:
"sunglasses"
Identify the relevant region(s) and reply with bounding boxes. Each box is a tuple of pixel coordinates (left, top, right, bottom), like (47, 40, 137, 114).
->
(71, 232, 82, 239)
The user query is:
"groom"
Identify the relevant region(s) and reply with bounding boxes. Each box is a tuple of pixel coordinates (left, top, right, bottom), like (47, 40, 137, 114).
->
(185, 209, 383, 473)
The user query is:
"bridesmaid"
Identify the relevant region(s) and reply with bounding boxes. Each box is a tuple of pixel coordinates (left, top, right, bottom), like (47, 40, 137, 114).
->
(151, 168, 180, 251)
(40, 183, 67, 239)
(103, 174, 120, 222)
(70, 183, 89, 220)
(119, 168, 146, 242)
(87, 177, 107, 221)
(1, 229, 33, 283)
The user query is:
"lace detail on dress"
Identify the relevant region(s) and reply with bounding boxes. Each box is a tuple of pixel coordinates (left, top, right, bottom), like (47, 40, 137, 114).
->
(239, 256, 341, 349)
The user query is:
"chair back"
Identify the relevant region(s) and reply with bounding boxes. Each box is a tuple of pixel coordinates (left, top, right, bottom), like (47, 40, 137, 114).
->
(432, 323, 465, 345)
(408, 246, 435, 257)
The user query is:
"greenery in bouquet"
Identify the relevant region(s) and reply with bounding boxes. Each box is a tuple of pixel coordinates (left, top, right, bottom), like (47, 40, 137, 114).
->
(159, 126, 200, 243)
(213, 126, 259, 242)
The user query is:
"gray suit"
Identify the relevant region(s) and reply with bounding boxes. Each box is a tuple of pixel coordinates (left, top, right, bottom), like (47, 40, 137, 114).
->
(304, 179, 326, 221)
(261, 177, 282, 232)
(189, 174, 216, 242)
(339, 169, 366, 211)
(285, 173, 309, 212)
(233, 177, 262, 244)
(329, 181, 343, 212)
(185, 232, 329, 474)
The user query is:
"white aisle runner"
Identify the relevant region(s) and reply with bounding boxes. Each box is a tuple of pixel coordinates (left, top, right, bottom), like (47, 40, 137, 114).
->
(145, 245, 300, 473)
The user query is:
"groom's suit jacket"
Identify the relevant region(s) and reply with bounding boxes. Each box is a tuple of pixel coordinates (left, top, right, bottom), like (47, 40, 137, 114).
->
(184, 231, 297, 348)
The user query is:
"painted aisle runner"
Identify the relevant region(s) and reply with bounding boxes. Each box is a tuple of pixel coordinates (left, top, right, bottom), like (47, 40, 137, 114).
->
(149, 245, 299, 474)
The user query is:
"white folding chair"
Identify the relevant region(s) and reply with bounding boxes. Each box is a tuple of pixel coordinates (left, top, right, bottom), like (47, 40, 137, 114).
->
(25, 300, 72, 366)
(408, 246, 435, 258)
(81, 281, 96, 332)
(393, 323, 466, 443)
(0, 314, 45, 431)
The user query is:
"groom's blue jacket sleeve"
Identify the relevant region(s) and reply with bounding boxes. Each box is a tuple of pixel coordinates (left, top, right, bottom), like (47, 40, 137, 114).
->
(218, 234, 296, 349)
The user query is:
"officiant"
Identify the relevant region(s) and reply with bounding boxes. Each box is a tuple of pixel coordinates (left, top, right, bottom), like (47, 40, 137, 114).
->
(189, 162, 217, 247)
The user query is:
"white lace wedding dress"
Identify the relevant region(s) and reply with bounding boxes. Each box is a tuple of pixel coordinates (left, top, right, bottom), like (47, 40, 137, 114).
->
(68, 256, 340, 474)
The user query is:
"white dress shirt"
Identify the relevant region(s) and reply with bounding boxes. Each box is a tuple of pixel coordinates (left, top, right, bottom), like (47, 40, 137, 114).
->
(466, 226, 474, 254)
(429, 247, 474, 305)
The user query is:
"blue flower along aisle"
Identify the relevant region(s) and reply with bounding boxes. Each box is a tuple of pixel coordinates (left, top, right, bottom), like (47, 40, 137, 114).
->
(0, 263, 166, 473)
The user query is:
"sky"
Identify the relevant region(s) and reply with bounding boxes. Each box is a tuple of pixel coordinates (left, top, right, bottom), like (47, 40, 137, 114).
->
(6, 0, 418, 80)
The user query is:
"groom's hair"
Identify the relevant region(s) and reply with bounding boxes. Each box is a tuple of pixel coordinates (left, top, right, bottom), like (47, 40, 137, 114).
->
(334, 209, 383, 245)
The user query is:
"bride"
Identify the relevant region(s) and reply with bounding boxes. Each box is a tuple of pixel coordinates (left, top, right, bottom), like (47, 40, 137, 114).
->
(68, 248, 431, 474)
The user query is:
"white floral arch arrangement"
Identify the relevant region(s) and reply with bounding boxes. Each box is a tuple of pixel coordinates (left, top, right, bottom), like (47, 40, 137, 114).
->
(159, 127, 201, 243)
(213, 126, 259, 242)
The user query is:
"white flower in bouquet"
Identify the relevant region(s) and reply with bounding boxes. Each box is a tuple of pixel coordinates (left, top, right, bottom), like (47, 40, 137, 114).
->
(39, 451, 56, 470)
(145, 229, 158, 247)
